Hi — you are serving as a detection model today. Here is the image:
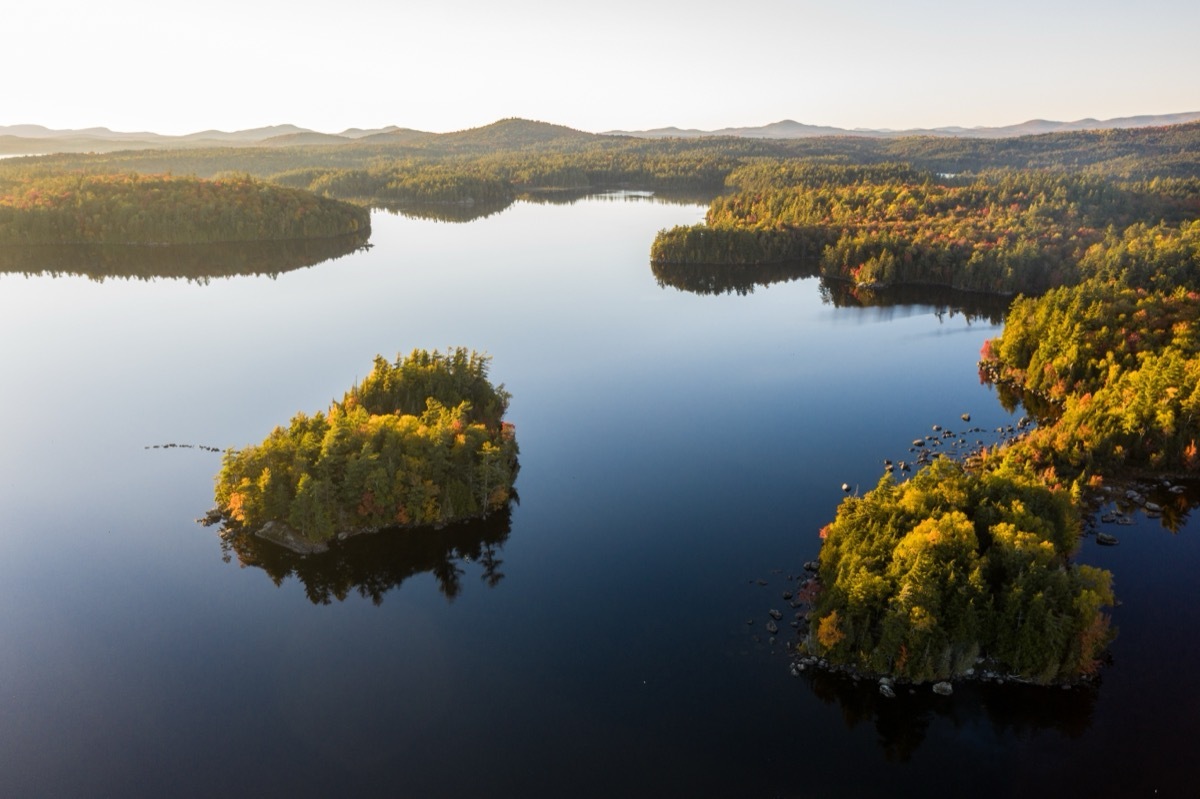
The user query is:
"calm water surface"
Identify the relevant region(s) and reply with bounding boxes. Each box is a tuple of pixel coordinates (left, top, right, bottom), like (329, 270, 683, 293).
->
(0, 196, 1196, 797)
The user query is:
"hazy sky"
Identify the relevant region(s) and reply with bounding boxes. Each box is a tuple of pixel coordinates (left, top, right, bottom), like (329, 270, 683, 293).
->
(8, 0, 1199, 134)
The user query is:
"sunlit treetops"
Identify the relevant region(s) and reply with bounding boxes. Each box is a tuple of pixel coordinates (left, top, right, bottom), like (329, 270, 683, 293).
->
(981, 278, 1200, 479)
(214, 349, 519, 552)
(809, 457, 1114, 685)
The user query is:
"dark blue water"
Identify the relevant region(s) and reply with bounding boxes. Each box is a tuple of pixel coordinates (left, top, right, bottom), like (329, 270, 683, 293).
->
(0, 195, 1194, 797)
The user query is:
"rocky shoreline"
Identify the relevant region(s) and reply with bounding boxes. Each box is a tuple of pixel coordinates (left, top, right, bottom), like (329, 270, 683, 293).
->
(788, 647, 1100, 698)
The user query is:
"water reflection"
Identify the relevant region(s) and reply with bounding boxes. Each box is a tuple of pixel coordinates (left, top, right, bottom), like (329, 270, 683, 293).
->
(653, 259, 1011, 324)
(804, 670, 1098, 762)
(377, 189, 715, 223)
(216, 505, 513, 605)
(823, 281, 1009, 325)
(0, 230, 371, 282)
(374, 198, 514, 223)
(518, 187, 720, 208)
(1090, 480, 1200, 535)
(652, 259, 817, 296)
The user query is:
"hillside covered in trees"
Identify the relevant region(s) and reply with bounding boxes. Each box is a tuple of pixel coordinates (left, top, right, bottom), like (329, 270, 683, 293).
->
(214, 349, 519, 554)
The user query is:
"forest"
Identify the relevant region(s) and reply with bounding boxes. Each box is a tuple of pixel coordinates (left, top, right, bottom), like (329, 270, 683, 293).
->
(0, 173, 369, 245)
(652, 167, 1200, 296)
(796, 174, 1200, 683)
(2, 117, 1198, 218)
(214, 349, 519, 553)
(805, 268, 1200, 685)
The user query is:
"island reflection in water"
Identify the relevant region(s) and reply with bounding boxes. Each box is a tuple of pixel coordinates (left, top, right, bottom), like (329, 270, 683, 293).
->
(652, 259, 1009, 324)
(803, 669, 1098, 763)
(217, 504, 513, 605)
(379, 187, 717, 224)
(0, 229, 371, 282)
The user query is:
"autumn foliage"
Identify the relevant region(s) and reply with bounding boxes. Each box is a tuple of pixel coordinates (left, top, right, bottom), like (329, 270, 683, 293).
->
(215, 349, 519, 547)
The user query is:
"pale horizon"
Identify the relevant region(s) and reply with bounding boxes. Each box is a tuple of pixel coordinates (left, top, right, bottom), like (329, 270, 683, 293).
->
(7, 0, 1200, 137)
(4, 108, 1200, 138)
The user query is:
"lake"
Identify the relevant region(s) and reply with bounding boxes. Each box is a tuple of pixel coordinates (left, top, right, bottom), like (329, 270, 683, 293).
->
(0, 194, 1196, 797)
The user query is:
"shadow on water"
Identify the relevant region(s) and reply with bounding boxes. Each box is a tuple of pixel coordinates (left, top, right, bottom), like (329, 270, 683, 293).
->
(216, 505, 514, 605)
(518, 187, 721, 208)
(652, 258, 1011, 324)
(803, 669, 1099, 763)
(374, 198, 515, 224)
(652, 259, 819, 296)
(822, 281, 1010, 325)
(0, 230, 371, 282)
(376, 188, 714, 224)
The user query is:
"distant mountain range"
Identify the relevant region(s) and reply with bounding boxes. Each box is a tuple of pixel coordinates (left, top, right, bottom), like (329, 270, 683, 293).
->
(604, 112, 1200, 140)
(2, 112, 1199, 156)
(0, 124, 418, 155)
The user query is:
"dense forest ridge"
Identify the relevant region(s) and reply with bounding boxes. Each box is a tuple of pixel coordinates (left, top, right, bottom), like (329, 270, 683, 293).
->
(213, 349, 520, 554)
(4, 118, 1198, 227)
(0, 173, 369, 245)
(3, 111, 1199, 154)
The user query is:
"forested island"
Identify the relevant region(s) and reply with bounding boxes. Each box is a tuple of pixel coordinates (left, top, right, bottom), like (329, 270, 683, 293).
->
(213, 349, 519, 554)
(0, 173, 369, 245)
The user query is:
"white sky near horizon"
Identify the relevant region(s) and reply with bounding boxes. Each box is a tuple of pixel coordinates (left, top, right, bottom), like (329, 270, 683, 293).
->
(5, 0, 1199, 135)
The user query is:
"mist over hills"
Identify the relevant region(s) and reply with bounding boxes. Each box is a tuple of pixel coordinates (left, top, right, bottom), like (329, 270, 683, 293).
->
(0, 123, 409, 154)
(3, 112, 1199, 156)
